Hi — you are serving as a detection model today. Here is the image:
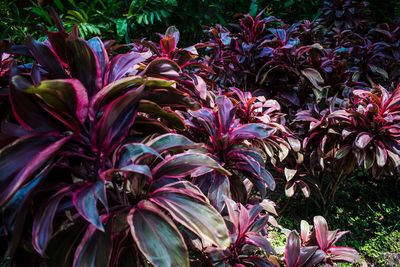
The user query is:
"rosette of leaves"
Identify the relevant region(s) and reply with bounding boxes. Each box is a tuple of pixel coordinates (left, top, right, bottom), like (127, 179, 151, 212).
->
(284, 216, 360, 266)
(201, 199, 276, 266)
(228, 87, 297, 165)
(180, 95, 276, 210)
(136, 26, 216, 104)
(329, 85, 400, 175)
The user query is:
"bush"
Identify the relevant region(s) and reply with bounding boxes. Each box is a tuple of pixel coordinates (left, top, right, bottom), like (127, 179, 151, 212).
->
(1, 1, 399, 266)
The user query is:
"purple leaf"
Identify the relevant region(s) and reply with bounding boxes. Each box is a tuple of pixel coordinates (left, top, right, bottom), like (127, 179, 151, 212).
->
(138, 100, 186, 130)
(301, 68, 324, 90)
(92, 84, 144, 156)
(88, 37, 109, 80)
(216, 95, 236, 133)
(26, 36, 67, 78)
(127, 200, 189, 267)
(304, 249, 326, 267)
(66, 36, 102, 96)
(269, 28, 287, 42)
(230, 123, 272, 141)
(152, 152, 230, 179)
(116, 143, 161, 167)
(207, 174, 231, 212)
(146, 133, 199, 154)
(25, 78, 89, 125)
(297, 246, 318, 266)
(3, 164, 52, 257)
(0, 134, 71, 206)
(313, 216, 329, 251)
(165, 26, 180, 46)
(375, 141, 388, 167)
(142, 58, 181, 79)
(354, 132, 373, 149)
(10, 76, 64, 131)
(46, 31, 69, 65)
(32, 186, 72, 255)
(285, 231, 300, 267)
(104, 51, 151, 85)
(245, 233, 274, 254)
(327, 246, 360, 262)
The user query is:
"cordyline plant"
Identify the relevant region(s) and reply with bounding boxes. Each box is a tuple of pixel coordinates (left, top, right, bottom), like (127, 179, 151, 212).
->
(179, 94, 276, 209)
(284, 216, 360, 266)
(294, 84, 400, 213)
(196, 199, 276, 266)
(0, 6, 371, 267)
(0, 17, 234, 266)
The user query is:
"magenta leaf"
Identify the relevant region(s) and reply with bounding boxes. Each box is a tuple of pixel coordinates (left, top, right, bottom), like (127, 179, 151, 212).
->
(285, 231, 300, 267)
(354, 132, 373, 149)
(313, 215, 329, 251)
(104, 51, 151, 84)
(152, 152, 230, 179)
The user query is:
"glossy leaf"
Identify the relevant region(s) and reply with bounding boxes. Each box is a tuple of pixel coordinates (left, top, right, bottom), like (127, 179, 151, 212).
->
(150, 181, 230, 248)
(0, 134, 70, 206)
(128, 200, 189, 267)
(152, 152, 231, 179)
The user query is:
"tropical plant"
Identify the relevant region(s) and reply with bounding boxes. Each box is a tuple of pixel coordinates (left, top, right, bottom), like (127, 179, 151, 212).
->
(180, 95, 276, 209)
(200, 199, 276, 266)
(0, 18, 233, 266)
(284, 216, 360, 266)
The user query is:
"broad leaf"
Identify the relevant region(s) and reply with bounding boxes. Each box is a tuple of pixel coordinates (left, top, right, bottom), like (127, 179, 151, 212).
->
(66, 36, 101, 96)
(285, 231, 300, 267)
(128, 200, 189, 267)
(72, 181, 108, 231)
(150, 181, 230, 248)
(146, 133, 199, 154)
(314, 216, 329, 251)
(152, 152, 230, 179)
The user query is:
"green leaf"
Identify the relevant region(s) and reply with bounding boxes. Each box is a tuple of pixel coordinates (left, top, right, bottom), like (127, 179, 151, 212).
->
(128, 200, 189, 267)
(150, 181, 230, 249)
(138, 100, 186, 130)
(146, 133, 199, 154)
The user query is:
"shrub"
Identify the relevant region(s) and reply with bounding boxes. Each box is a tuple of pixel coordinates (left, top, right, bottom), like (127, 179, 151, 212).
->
(2, 1, 400, 266)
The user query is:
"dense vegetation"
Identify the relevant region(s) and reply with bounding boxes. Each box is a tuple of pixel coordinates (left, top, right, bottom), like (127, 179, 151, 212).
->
(0, 0, 399, 266)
